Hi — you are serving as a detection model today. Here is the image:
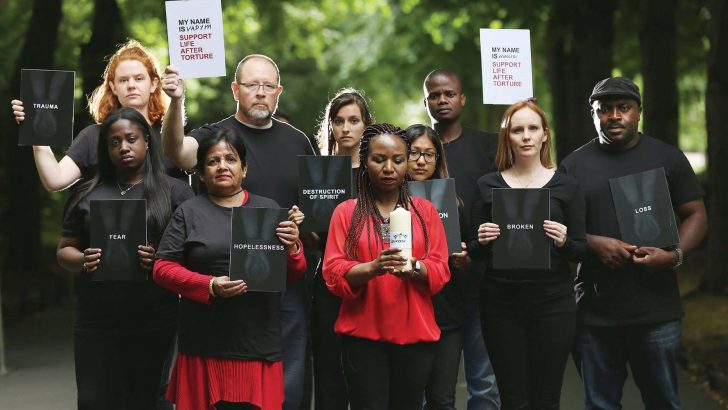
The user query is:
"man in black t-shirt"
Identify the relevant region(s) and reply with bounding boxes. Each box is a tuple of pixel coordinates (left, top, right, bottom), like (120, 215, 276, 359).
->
(560, 77, 707, 410)
(423, 69, 500, 410)
(160, 54, 315, 410)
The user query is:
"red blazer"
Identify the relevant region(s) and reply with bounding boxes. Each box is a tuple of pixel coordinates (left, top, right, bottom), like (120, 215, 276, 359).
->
(323, 197, 450, 344)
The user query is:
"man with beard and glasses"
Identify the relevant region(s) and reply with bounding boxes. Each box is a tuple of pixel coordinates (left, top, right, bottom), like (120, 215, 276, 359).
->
(422, 69, 500, 410)
(560, 77, 707, 410)
(160, 54, 315, 410)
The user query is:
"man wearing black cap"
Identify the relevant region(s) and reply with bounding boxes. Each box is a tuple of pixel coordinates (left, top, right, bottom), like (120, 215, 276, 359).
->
(559, 77, 707, 409)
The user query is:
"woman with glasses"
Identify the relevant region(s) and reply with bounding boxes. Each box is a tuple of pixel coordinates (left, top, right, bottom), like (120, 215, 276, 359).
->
(404, 124, 470, 410)
(311, 88, 374, 409)
(323, 123, 450, 410)
(469, 99, 586, 409)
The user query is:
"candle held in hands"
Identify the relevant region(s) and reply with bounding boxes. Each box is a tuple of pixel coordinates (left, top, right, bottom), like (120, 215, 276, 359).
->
(389, 207, 412, 271)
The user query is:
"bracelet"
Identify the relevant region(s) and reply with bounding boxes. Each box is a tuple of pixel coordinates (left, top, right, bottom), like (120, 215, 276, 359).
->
(672, 247, 683, 269)
(209, 277, 216, 297)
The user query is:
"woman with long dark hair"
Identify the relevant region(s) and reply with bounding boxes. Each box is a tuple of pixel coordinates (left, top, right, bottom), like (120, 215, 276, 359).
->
(311, 88, 373, 409)
(57, 107, 193, 409)
(404, 124, 469, 410)
(153, 129, 306, 410)
(470, 99, 586, 409)
(11, 40, 181, 191)
(323, 123, 450, 410)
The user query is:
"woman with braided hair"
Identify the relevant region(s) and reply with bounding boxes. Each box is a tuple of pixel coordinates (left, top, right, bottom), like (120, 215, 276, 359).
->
(322, 123, 450, 410)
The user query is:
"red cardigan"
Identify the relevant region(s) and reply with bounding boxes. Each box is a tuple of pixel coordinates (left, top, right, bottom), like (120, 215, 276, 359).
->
(323, 197, 450, 344)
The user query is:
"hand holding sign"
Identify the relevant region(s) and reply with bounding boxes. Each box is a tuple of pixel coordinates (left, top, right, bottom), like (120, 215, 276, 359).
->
(161, 65, 185, 100)
(137, 245, 156, 270)
(11, 99, 25, 124)
(82, 248, 102, 273)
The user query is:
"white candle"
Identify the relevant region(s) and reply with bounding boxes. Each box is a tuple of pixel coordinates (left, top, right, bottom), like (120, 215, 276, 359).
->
(389, 207, 412, 271)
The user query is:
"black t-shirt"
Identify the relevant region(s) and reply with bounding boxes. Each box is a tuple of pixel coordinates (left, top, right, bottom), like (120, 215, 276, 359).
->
(559, 135, 704, 326)
(190, 117, 316, 209)
(61, 177, 194, 333)
(155, 193, 287, 361)
(66, 122, 186, 181)
(442, 126, 498, 298)
(469, 171, 586, 291)
(443, 126, 498, 229)
(429, 202, 468, 330)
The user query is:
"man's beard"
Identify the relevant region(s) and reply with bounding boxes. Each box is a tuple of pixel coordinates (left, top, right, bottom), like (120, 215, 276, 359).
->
(246, 106, 271, 121)
(245, 100, 278, 122)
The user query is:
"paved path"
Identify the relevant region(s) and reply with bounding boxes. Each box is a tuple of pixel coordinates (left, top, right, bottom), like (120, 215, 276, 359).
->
(0, 304, 76, 409)
(0, 303, 724, 409)
(453, 344, 725, 409)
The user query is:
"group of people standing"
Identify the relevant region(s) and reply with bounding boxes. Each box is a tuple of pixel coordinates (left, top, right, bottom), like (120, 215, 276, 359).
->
(11, 38, 707, 410)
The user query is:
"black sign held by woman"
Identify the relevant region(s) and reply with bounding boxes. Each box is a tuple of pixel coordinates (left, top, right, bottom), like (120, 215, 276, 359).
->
(230, 207, 288, 292)
(18, 69, 75, 147)
(90, 199, 147, 281)
(492, 188, 550, 269)
(409, 178, 461, 253)
(609, 167, 679, 248)
(297, 155, 352, 232)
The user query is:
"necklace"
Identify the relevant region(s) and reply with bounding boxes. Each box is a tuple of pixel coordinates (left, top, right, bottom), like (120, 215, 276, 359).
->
(513, 168, 543, 188)
(116, 179, 143, 196)
(376, 202, 401, 242)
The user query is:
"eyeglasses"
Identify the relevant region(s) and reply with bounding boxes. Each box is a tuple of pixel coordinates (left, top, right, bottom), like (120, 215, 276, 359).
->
(238, 82, 279, 94)
(408, 150, 439, 163)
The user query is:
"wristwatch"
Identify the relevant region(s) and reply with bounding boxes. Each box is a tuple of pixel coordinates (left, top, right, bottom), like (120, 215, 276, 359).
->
(672, 247, 683, 269)
(413, 260, 422, 277)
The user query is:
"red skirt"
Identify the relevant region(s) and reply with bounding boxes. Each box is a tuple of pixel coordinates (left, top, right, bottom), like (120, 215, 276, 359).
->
(167, 353, 284, 410)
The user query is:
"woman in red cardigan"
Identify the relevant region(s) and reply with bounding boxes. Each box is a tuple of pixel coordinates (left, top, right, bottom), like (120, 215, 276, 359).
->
(323, 123, 450, 410)
(153, 130, 306, 410)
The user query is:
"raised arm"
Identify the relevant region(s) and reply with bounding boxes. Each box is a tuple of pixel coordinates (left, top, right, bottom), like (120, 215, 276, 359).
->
(160, 66, 199, 170)
(11, 99, 82, 191)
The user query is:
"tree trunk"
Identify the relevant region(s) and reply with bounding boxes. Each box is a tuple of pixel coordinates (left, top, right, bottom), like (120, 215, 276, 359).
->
(2, 0, 63, 270)
(547, 0, 614, 161)
(705, 0, 728, 293)
(79, 0, 126, 125)
(640, 0, 679, 147)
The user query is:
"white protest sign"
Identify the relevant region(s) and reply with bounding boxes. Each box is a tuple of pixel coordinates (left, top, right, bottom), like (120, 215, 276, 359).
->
(480, 29, 533, 105)
(165, 0, 226, 79)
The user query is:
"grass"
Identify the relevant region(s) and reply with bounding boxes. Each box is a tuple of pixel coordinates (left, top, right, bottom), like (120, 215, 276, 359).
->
(678, 249, 728, 408)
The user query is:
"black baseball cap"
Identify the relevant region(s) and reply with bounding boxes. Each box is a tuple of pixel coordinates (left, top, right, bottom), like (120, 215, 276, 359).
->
(588, 77, 641, 106)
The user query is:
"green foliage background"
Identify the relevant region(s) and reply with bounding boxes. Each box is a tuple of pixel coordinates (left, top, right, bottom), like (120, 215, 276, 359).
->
(1, 0, 711, 152)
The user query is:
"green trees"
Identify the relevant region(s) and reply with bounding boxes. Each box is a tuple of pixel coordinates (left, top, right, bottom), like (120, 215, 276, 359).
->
(0, 0, 724, 290)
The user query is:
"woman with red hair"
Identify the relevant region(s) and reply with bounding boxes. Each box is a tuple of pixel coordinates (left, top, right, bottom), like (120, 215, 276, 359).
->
(11, 39, 181, 191)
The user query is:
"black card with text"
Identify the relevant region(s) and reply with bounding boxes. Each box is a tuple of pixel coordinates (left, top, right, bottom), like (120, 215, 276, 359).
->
(18, 69, 75, 147)
(409, 178, 461, 253)
(298, 155, 352, 232)
(492, 188, 550, 270)
(609, 167, 679, 248)
(89, 199, 147, 281)
(230, 207, 289, 292)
